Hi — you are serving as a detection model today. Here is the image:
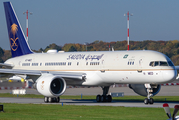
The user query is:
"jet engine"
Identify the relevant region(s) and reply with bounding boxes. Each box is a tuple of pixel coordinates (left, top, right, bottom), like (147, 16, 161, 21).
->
(34, 74, 66, 97)
(129, 84, 161, 97)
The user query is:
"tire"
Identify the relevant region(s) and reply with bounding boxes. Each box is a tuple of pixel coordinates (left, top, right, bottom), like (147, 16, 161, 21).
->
(144, 98, 148, 104)
(48, 97, 52, 103)
(149, 98, 154, 104)
(56, 97, 60, 103)
(96, 95, 101, 102)
(101, 95, 106, 102)
(107, 95, 112, 102)
(53, 97, 57, 102)
(44, 97, 48, 103)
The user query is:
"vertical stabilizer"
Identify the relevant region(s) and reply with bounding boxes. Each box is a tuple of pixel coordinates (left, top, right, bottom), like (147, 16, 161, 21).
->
(4, 2, 33, 58)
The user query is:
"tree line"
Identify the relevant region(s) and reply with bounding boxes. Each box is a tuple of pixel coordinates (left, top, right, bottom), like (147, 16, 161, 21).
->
(1, 40, 179, 65)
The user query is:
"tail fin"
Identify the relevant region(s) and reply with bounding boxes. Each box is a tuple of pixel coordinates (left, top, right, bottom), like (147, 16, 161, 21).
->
(4, 2, 33, 58)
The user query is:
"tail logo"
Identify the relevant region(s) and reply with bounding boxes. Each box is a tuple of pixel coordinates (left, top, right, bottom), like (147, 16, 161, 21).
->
(10, 23, 18, 51)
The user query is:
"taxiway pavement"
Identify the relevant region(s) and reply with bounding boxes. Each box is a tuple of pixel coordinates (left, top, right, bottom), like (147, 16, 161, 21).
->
(0, 97, 178, 108)
(0, 86, 178, 108)
(0, 86, 178, 96)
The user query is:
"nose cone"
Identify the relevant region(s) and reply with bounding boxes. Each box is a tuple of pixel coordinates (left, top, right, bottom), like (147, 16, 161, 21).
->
(163, 69, 177, 83)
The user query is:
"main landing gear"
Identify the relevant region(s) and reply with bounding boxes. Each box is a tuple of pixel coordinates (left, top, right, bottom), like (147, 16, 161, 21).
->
(44, 96, 60, 103)
(144, 84, 154, 105)
(96, 86, 112, 102)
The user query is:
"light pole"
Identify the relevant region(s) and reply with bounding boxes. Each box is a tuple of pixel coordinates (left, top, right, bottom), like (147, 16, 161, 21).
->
(23, 10, 32, 43)
(124, 11, 133, 50)
(84, 42, 88, 51)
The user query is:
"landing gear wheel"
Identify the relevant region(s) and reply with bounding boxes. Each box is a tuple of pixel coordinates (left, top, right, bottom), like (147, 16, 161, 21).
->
(56, 97, 60, 103)
(149, 98, 154, 104)
(96, 95, 101, 102)
(44, 97, 48, 103)
(96, 86, 112, 103)
(101, 95, 106, 102)
(48, 97, 52, 103)
(144, 98, 149, 104)
(106, 95, 112, 102)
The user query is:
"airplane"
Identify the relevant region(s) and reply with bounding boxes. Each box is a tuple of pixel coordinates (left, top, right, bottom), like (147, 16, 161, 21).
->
(1, 1, 177, 104)
(9, 75, 25, 82)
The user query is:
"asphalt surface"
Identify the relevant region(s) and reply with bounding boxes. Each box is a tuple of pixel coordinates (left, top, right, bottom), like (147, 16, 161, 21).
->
(0, 80, 178, 96)
(0, 85, 178, 96)
(0, 97, 178, 108)
(0, 85, 178, 108)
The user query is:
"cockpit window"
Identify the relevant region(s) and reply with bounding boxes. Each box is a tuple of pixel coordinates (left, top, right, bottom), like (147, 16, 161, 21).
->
(149, 61, 155, 66)
(160, 61, 168, 66)
(149, 61, 168, 67)
(154, 61, 159, 66)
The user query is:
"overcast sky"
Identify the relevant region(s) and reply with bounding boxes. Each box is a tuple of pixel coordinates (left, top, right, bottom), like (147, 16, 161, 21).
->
(0, 0, 179, 50)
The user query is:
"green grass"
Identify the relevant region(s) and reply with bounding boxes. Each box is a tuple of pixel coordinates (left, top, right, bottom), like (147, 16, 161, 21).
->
(0, 103, 172, 120)
(0, 94, 178, 119)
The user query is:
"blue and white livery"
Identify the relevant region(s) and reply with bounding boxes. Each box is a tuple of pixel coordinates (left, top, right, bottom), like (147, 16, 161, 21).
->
(1, 2, 177, 104)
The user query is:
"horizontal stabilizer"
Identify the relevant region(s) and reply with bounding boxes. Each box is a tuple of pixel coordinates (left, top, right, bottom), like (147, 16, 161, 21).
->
(0, 63, 13, 69)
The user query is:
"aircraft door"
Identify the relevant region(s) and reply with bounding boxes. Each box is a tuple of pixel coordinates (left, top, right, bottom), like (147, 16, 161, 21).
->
(138, 57, 145, 73)
(100, 59, 105, 72)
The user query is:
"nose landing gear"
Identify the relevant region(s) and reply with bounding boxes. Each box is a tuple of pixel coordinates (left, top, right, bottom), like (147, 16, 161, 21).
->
(144, 84, 154, 105)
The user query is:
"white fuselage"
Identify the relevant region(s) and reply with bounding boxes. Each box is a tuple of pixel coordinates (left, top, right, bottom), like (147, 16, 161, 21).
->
(5, 50, 177, 86)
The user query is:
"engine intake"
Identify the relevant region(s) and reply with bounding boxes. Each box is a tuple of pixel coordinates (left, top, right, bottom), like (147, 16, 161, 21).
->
(129, 84, 161, 97)
(35, 74, 66, 97)
(50, 78, 65, 95)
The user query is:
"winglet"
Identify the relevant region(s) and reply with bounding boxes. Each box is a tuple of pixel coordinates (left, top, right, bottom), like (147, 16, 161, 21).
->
(4, 2, 33, 58)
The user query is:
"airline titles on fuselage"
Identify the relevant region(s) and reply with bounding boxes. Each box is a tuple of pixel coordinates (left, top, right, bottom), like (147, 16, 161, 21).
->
(67, 54, 104, 61)
(21, 54, 105, 67)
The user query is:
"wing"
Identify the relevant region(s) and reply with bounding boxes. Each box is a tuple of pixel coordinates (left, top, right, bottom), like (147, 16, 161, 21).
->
(0, 68, 86, 82)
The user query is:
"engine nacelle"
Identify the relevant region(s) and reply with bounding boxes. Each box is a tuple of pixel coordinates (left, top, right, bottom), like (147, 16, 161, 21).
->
(129, 84, 161, 97)
(35, 74, 66, 97)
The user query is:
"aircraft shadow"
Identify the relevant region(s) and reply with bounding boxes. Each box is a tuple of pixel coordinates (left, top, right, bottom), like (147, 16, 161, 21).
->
(61, 99, 179, 104)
